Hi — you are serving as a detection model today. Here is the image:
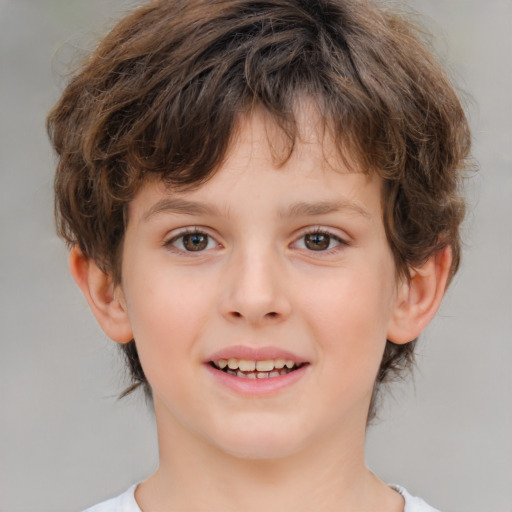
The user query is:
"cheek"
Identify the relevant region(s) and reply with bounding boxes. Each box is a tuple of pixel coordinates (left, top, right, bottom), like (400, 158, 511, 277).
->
(300, 269, 394, 382)
(122, 267, 214, 387)
(125, 256, 212, 332)
(303, 268, 393, 334)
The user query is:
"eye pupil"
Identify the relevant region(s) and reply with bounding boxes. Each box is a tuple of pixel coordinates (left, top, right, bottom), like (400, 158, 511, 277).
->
(183, 233, 208, 251)
(305, 233, 330, 251)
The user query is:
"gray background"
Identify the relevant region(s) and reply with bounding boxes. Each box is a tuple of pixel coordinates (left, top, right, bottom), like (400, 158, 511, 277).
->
(1, 0, 511, 510)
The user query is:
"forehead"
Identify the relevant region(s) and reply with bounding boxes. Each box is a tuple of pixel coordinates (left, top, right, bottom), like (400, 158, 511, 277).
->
(128, 105, 382, 223)
(234, 102, 352, 171)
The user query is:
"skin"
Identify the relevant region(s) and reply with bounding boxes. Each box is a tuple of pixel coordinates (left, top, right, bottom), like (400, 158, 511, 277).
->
(71, 106, 452, 511)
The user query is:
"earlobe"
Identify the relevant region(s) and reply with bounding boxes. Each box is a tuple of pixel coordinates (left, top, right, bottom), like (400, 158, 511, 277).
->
(387, 246, 453, 344)
(69, 246, 133, 344)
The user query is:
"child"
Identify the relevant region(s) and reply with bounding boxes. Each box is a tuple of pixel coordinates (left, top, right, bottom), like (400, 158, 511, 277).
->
(47, 0, 471, 510)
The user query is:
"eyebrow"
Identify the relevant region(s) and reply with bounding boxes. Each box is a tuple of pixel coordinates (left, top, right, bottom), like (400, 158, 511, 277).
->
(143, 198, 222, 221)
(279, 200, 371, 220)
(143, 198, 371, 222)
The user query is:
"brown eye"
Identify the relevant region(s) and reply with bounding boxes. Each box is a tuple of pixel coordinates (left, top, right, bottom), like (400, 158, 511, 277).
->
(304, 233, 331, 251)
(182, 233, 209, 251)
(167, 230, 218, 254)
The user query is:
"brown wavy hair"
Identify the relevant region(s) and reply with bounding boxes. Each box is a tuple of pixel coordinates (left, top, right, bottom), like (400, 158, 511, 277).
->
(47, 0, 472, 420)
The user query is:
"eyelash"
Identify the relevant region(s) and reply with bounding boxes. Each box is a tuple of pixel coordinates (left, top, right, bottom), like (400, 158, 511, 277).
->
(164, 228, 219, 254)
(164, 227, 348, 255)
(292, 228, 348, 255)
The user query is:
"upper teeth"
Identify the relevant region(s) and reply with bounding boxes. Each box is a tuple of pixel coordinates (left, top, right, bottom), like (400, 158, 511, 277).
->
(216, 358, 296, 371)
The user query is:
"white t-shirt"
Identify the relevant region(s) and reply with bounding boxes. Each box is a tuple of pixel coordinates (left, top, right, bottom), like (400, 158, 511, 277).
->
(83, 483, 440, 511)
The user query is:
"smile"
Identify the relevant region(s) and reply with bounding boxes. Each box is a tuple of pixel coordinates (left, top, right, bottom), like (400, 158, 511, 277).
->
(211, 358, 304, 379)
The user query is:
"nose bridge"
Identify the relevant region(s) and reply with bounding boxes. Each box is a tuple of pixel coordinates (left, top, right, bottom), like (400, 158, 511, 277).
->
(221, 239, 290, 324)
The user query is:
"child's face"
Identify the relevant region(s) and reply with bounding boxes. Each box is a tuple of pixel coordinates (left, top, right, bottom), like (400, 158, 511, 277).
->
(117, 108, 402, 459)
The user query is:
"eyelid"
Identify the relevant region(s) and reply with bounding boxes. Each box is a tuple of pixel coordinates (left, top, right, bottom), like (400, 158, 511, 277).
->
(291, 226, 350, 253)
(164, 226, 221, 253)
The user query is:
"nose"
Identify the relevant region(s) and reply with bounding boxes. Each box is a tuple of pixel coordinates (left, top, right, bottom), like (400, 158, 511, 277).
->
(219, 246, 292, 326)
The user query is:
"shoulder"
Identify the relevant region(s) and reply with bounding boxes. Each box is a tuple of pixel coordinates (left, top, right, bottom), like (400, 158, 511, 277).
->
(82, 483, 439, 512)
(391, 484, 441, 512)
(82, 484, 141, 512)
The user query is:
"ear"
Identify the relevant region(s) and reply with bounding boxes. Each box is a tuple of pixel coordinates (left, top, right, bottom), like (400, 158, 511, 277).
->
(69, 245, 133, 344)
(387, 246, 453, 344)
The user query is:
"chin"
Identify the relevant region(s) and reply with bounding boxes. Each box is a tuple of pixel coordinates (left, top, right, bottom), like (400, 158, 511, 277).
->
(218, 440, 305, 461)
(207, 420, 310, 461)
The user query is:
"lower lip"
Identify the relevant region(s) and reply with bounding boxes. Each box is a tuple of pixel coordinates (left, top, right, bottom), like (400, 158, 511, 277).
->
(204, 364, 309, 396)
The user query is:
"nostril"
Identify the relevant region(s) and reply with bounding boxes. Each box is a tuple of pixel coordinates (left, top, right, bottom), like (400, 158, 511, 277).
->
(227, 310, 282, 321)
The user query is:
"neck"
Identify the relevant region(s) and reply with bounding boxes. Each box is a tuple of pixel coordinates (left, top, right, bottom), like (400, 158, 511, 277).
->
(135, 405, 403, 512)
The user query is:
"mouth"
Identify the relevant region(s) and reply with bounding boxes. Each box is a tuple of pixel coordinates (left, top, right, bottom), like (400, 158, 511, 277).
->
(210, 358, 307, 379)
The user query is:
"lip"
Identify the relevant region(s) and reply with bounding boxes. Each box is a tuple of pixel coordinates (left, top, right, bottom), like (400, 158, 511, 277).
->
(204, 345, 310, 396)
(205, 362, 309, 396)
(205, 345, 308, 365)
